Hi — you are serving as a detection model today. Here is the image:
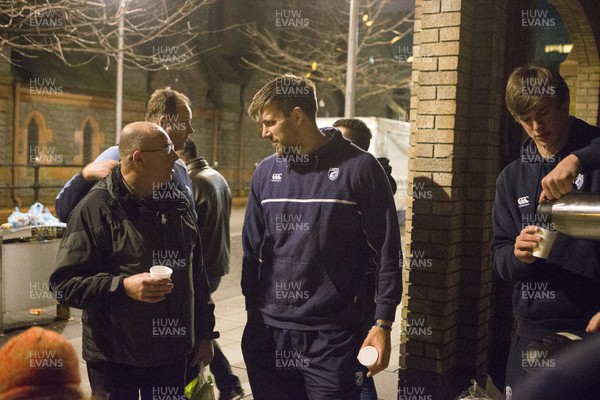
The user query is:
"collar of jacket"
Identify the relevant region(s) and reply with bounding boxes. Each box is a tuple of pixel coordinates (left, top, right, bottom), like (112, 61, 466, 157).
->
(185, 157, 210, 172)
(100, 166, 191, 220)
(287, 127, 349, 171)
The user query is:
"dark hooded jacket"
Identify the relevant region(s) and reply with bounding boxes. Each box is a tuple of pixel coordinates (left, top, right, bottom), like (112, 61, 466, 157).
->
(492, 117, 600, 339)
(242, 128, 402, 330)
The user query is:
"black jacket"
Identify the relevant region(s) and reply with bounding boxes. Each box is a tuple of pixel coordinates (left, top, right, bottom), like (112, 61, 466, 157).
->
(50, 167, 215, 366)
(187, 157, 232, 284)
(492, 117, 600, 339)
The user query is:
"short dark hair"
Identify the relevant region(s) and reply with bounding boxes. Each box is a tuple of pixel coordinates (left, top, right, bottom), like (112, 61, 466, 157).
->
(505, 64, 569, 118)
(181, 137, 197, 161)
(248, 74, 318, 122)
(145, 88, 191, 122)
(333, 118, 372, 151)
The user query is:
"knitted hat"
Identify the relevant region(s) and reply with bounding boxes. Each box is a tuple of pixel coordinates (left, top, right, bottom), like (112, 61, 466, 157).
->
(0, 327, 83, 400)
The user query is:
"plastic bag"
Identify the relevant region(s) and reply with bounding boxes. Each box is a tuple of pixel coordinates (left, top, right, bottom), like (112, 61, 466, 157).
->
(28, 202, 44, 226)
(7, 207, 30, 228)
(185, 367, 215, 400)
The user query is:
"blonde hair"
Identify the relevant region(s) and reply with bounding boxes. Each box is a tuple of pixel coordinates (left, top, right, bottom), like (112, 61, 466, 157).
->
(505, 65, 569, 118)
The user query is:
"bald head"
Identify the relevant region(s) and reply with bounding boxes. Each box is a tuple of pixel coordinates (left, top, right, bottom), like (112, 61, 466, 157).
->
(119, 122, 167, 163)
(118, 121, 179, 198)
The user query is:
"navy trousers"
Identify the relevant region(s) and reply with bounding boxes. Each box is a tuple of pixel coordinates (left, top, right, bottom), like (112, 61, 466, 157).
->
(242, 314, 368, 400)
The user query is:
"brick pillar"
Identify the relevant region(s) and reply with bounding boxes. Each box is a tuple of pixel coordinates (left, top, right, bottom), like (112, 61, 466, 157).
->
(400, 0, 514, 398)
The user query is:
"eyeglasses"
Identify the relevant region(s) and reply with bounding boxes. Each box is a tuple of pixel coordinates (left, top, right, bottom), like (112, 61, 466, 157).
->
(139, 142, 175, 155)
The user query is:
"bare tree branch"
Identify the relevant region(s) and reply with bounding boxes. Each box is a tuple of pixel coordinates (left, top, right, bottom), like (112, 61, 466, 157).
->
(240, 0, 413, 103)
(0, 0, 229, 71)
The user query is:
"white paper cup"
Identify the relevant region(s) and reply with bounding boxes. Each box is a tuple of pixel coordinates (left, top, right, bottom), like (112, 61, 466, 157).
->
(532, 227, 558, 259)
(357, 346, 379, 367)
(150, 265, 173, 279)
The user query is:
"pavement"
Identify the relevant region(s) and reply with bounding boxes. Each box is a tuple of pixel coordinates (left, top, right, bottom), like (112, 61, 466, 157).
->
(0, 206, 401, 399)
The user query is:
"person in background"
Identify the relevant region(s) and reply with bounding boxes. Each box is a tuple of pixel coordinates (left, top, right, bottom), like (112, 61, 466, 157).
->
(55, 88, 195, 222)
(333, 118, 397, 195)
(50, 122, 217, 398)
(180, 138, 244, 400)
(331, 117, 398, 400)
(0, 326, 85, 400)
(242, 74, 401, 399)
(491, 64, 600, 399)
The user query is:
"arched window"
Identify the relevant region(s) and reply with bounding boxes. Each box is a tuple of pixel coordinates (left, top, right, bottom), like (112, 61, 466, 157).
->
(83, 120, 94, 164)
(28, 118, 40, 165)
(75, 116, 105, 165)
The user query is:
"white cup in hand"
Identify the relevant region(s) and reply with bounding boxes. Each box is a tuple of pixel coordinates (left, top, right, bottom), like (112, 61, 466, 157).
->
(357, 346, 379, 367)
(150, 265, 173, 279)
(532, 227, 558, 259)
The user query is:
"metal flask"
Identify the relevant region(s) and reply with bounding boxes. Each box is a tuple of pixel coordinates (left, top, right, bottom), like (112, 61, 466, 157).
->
(536, 193, 600, 240)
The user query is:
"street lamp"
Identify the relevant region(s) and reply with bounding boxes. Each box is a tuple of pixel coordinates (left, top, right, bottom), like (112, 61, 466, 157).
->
(345, 0, 359, 118)
(115, 0, 126, 143)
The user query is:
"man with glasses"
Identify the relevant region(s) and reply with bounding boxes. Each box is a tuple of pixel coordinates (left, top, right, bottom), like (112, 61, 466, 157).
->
(50, 122, 217, 398)
(55, 88, 195, 222)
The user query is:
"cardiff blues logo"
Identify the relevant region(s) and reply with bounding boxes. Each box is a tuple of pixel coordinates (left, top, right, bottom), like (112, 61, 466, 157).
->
(574, 174, 584, 189)
(355, 371, 364, 386)
(328, 168, 340, 181)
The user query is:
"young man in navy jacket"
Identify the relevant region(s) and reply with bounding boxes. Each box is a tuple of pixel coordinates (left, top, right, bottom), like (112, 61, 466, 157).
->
(492, 64, 600, 399)
(241, 75, 402, 399)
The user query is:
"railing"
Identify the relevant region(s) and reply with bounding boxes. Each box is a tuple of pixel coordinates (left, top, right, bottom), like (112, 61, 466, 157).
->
(0, 163, 82, 207)
(0, 163, 253, 208)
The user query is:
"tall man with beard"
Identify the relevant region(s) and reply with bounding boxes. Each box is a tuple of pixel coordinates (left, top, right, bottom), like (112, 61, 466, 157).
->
(241, 75, 401, 399)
